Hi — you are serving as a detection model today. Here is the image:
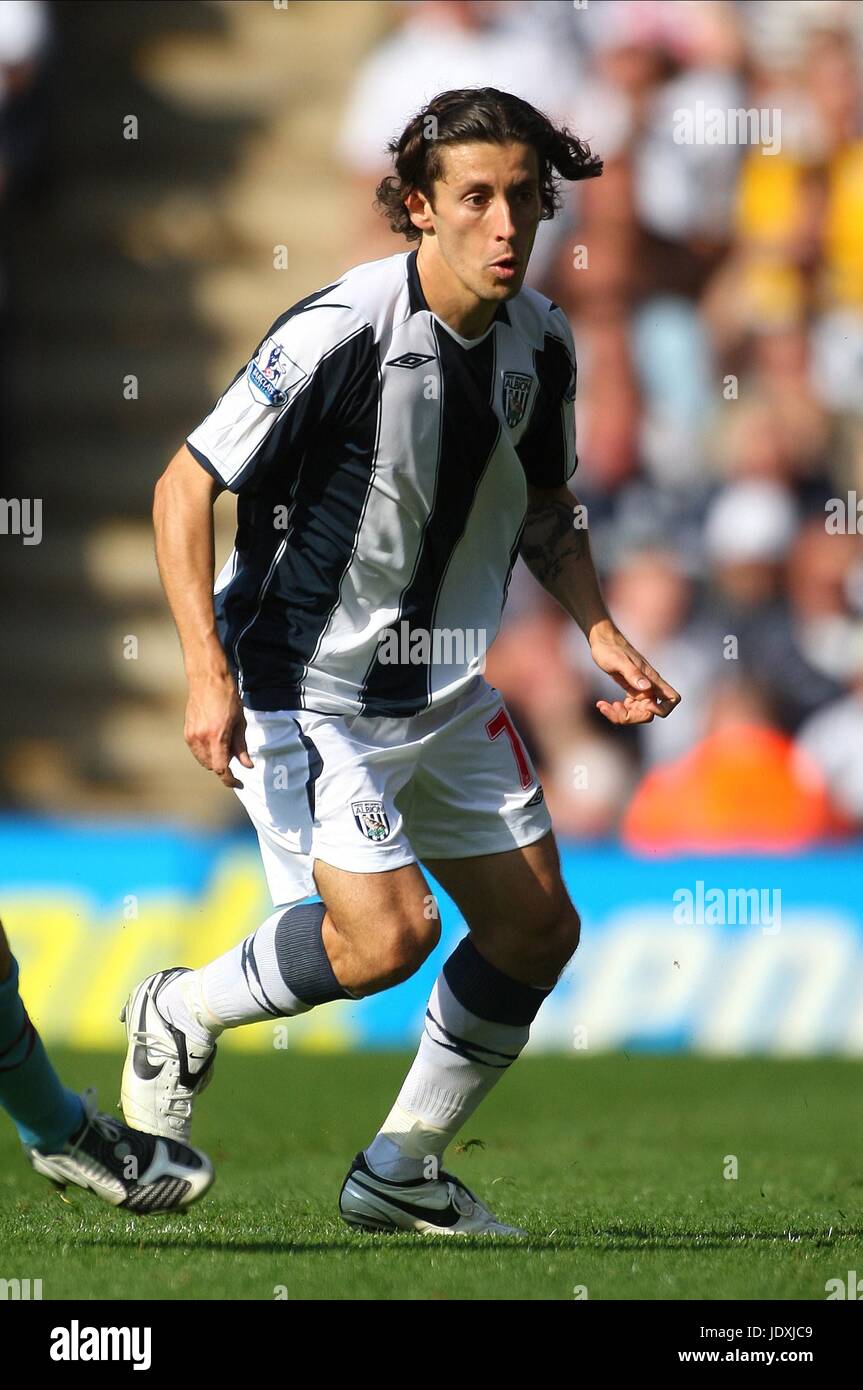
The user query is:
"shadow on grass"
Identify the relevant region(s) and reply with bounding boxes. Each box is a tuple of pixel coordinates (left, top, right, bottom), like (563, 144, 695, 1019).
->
(64, 1223, 861, 1257)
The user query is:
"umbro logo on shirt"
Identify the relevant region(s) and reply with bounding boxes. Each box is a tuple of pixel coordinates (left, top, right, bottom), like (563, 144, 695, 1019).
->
(386, 352, 436, 369)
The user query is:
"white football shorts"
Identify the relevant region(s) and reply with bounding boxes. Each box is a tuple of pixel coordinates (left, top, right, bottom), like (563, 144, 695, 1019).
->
(229, 675, 552, 906)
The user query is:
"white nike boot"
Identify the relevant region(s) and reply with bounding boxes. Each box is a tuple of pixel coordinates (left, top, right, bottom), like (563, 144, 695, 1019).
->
(120, 968, 216, 1141)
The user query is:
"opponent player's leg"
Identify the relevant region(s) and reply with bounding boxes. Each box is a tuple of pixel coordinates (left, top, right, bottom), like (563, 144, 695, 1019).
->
(0, 918, 84, 1150)
(0, 918, 213, 1211)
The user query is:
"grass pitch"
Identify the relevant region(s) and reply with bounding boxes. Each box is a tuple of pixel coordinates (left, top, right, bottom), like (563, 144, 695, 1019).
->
(0, 1051, 859, 1300)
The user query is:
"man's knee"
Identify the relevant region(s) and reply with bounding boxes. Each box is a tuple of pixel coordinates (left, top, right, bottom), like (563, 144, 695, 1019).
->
(519, 893, 580, 980)
(373, 908, 441, 987)
(559, 899, 581, 958)
(541, 895, 580, 972)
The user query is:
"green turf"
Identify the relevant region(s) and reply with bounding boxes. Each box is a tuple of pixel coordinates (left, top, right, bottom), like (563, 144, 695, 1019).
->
(0, 1051, 860, 1300)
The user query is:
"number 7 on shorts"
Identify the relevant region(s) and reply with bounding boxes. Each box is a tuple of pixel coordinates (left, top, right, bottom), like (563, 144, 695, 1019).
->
(485, 707, 533, 790)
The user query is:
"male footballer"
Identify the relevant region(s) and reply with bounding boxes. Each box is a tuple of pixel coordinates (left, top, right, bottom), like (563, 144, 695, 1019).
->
(121, 88, 680, 1235)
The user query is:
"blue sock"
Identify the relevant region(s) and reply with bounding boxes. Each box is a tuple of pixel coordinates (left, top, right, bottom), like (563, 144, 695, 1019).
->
(0, 957, 84, 1150)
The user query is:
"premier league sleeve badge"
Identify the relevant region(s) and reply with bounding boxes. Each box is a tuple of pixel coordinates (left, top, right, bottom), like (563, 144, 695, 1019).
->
(247, 336, 306, 408)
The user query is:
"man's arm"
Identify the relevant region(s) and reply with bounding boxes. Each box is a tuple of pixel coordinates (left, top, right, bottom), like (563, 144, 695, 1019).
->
(520, 482, 681, 724)
(153, 444, 252, 786)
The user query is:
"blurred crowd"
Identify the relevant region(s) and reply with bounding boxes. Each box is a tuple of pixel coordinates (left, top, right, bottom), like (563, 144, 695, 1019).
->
(4, 0, 863, 852)
(0, 0, 51, 480)
(340, 0, 863, 851)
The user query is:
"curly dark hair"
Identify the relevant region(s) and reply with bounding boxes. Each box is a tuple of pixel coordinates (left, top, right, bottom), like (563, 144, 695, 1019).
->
(374, 87, 603, 242)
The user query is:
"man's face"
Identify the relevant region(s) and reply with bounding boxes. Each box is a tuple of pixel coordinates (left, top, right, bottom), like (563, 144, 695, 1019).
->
(416, 141, 542, 303)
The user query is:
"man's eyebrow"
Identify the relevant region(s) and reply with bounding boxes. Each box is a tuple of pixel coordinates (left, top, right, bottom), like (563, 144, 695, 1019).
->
(455, 176, 539, 192)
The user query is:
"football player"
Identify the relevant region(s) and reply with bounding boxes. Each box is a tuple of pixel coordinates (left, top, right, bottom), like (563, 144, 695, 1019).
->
(123, 88, 679, 1235)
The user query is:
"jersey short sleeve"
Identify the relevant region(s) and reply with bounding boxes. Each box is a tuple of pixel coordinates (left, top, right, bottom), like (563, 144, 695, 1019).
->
(186, 302, 374, 495)
(516, 304, 578, 490)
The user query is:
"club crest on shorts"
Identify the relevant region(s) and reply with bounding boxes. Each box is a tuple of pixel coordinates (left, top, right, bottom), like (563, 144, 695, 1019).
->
(352, 800, 390, 842)
(247, 336, 306, 408)
(501, 371, 533, 428)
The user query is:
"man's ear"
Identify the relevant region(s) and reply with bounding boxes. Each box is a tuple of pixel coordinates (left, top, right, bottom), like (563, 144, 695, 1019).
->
(404, 187, 434, 235)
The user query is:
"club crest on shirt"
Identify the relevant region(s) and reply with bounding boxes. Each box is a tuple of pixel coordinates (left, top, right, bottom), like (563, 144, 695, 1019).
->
(502, 371, 533, 428)
(352, 800, 390, 841)
(247, 336, 305, 408)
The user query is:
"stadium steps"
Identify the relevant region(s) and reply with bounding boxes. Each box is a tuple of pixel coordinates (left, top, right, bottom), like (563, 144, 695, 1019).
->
(0, 0, 389, 822)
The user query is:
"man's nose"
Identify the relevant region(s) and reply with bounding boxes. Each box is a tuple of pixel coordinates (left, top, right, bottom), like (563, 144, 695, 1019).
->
(493, 197, 518, 242)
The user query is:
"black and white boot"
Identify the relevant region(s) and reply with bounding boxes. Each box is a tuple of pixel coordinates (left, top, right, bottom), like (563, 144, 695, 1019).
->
(25, 1088, 214, 1213)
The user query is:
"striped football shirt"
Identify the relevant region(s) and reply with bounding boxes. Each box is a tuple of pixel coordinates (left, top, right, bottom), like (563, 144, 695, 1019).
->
(186, 248, 577, 716)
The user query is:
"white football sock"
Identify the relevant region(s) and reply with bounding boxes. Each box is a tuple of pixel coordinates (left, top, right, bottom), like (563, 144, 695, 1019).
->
(159, 900, 352, 1047)
(365, 940, 549, 1182)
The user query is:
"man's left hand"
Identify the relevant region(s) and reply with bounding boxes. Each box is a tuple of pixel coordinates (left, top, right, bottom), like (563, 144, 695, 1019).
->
(588, 622, 681, 726)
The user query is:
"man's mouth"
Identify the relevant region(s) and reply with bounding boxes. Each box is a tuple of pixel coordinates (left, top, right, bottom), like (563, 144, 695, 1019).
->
(490, 255, 519, 279)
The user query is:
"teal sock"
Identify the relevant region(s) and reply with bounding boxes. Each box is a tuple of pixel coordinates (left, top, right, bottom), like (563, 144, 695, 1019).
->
(0, 957, 84, 1149)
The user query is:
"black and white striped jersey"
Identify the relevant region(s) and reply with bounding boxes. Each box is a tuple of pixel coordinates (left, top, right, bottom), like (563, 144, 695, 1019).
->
(186, 248, 577, 717)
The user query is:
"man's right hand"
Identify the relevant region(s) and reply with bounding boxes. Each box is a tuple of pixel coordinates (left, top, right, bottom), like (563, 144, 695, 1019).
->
(184, 671, 253, 788)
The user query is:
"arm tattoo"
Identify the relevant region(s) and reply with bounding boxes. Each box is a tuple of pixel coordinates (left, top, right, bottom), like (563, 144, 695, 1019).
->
(519, 498, 589, 588)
